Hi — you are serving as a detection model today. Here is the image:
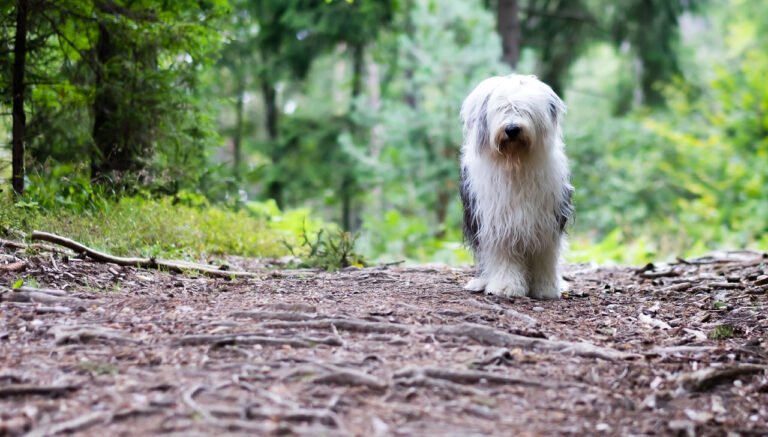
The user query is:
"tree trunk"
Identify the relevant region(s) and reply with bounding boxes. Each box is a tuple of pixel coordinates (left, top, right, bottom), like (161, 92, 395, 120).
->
(233, 74, 245, 181)
(261, 77, 282, 207)
(11, 0, 29, 196)
(91, 22, 119, 183)
(497, 0, 521, 69)
(340, 44, 365, 231)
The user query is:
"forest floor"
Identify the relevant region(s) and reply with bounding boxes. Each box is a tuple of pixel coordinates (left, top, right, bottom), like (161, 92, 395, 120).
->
(1, 243, 767, 436)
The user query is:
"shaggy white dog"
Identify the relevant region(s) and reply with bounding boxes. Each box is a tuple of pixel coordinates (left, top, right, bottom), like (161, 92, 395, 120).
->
(459, 74, 573, 299)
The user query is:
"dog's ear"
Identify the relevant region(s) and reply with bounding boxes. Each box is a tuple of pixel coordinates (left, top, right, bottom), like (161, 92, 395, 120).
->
(472, 92, 492, 151)
(548, 94, 566, 125)
(461, 79, 495, 153)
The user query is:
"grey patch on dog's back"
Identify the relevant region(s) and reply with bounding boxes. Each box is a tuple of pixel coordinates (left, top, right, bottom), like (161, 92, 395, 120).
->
(557, 183, 574, 233)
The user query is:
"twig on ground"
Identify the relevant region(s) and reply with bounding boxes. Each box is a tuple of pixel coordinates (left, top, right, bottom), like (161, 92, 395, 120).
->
(661, 282, 693, 292)
(31, 231, 259, 278)
(0, 384, 80, 398)
(182, 385, 275, 433)
(376, 260, 406, 267)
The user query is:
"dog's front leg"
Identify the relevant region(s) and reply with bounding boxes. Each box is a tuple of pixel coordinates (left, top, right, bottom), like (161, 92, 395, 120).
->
(483, 249, 528, 298)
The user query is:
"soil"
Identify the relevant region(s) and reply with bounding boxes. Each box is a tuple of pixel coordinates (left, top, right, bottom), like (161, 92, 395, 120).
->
(1, 243, 767, 436)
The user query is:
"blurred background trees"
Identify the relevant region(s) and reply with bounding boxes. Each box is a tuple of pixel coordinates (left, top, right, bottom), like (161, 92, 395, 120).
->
(1, 0, 766, 264)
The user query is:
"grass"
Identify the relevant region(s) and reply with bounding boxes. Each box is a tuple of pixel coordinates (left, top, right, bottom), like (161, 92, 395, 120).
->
(709, 324, 735, 340)
(0, 191, 334, 263)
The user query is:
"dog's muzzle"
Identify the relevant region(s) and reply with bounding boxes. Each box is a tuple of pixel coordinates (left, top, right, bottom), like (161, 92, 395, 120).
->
(504, 124, 522, 140)
(497, 124, 529, 153)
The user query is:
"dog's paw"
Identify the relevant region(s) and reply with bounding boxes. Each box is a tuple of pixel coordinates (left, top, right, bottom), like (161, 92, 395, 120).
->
(529, 278, 564, 300)
(485, 278, 527, 298)
(464, 277, 487, 292)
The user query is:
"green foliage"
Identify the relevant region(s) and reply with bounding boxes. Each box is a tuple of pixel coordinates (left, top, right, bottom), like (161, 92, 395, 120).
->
(566, 1, 768, 263)
(0, 182, 328, 261)
(2, 0, 767, 267)
(285, 227, 366, 271)
(709, 324, 735, 340)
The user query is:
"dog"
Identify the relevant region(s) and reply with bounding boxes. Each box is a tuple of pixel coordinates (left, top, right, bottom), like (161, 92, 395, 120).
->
(459, 74, 573, 299)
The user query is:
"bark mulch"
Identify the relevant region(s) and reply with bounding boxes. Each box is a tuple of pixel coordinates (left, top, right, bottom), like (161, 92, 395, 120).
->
(1, 245, 767, 436)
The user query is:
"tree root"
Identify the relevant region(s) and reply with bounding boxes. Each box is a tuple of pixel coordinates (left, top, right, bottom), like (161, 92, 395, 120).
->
(0, 286, 87, 306)
(176, 333, 342, 348)
(0, 384, 80, 398)
(230, 311, 318, 322)
(395, 366, 586, 390)
(467, 299, 539, 327)
(678, 364, 768, 391)
(261, 318, 412, 334)
(25, 411, 111, 437)
(31, 231, 259, 278)
(308, 364, 388, 390)
(426, 323, 640, 361)
(52, 326, 139, 345)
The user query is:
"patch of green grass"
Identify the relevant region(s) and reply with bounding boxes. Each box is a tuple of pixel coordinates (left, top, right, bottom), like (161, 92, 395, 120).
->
(709, 324, 735, 340)
(1, 188, 328, 262)
(712, 301, 726, 310)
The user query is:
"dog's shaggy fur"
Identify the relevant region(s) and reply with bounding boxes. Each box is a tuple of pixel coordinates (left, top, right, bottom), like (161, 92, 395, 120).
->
(459, 74, 573, 299)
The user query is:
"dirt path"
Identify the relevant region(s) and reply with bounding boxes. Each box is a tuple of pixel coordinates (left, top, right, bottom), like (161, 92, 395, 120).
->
(1, 246, 767, 436)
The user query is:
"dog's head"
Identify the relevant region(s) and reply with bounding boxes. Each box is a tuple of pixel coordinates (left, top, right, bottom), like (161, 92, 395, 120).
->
(461, 74, 565, 159)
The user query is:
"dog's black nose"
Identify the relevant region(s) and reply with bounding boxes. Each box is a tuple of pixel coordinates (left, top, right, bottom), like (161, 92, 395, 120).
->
(505, 124, 521, 138)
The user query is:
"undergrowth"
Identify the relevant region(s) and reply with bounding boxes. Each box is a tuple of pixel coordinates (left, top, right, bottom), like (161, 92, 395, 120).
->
(0, 178, 362, 267)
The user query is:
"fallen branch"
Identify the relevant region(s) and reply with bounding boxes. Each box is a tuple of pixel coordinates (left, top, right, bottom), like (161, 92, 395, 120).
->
(0, 237, 76, 255)
(0, 261, 26, 272)
(175, 333, 342, 348)
(31, 231, 259, 278)
(426, 323, 639, 361)
(0, 384, 80, 398)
